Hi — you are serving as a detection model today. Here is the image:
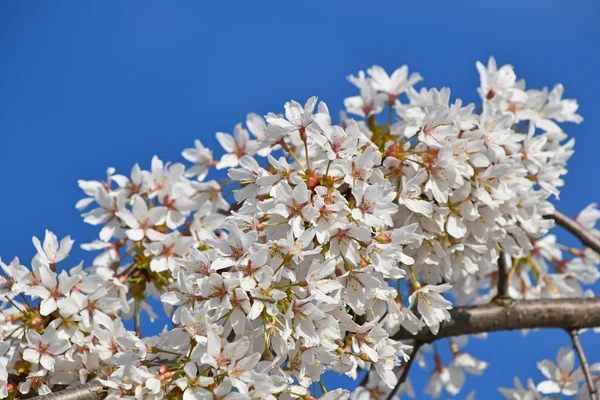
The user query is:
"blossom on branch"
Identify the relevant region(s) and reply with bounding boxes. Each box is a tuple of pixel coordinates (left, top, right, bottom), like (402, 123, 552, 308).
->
(0, 56, 595, 400)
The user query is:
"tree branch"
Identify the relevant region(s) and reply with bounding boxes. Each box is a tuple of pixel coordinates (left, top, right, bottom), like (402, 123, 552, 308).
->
(569, 329, 598, 400)
(494, 250, 510, 300)
(546, 210, 600, 255)
(392, 298, 600, 342)
(385, 341, 422, 400)
(29, 382, 104, 400)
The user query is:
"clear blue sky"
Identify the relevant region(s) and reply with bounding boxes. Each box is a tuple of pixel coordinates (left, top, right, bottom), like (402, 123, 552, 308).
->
(1, 1, 599, 398)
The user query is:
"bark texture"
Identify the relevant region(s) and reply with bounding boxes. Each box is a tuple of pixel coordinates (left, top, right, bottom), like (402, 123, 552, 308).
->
(392, 297, 600, 342)
(30, 382, 104, 400)
(547, 210, 600, 254)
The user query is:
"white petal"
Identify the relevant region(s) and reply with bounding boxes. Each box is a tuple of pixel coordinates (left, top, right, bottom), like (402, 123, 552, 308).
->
(402, 198, 433, 217)
(557, 346, 575, 373)
(40, 353, 56, 371)
(447, 214, 467, 239)
(537, 360, 559, 380)
(40, 298, 57, 316)
(22, 349, 40, 364)
(126, 228, 145, 241)
(216, 133, 236, 153)
(536, 380, 561, 394)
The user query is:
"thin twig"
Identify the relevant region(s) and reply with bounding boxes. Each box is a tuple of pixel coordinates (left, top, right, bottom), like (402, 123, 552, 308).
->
(19, 293, 34, 311)
(133, 297, 141, 337)
(546, 210, 600, 255)
(494, 250, 510, 300)
(4, 296, 24, 313)
(569, 329, 598, 400)
(249, 294, 277, 304)
(385, 341, 422, 400)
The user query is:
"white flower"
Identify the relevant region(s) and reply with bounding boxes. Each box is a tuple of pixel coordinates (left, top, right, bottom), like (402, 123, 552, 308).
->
(116, 194, 167, 241)
(351, 183, 398, 228)
(341, 146, 381, 188)
(79, 186, 128, 241)
(24, 260, 78, 316)
(536, 346, 583, 396)
(0, 257, 31, 297)
(228, 155, 277, 202)
(159, 182, 198, 229)
(216, 123, 259, 169)
(202, 337, 250, 370)
(396, 169, 433, 217)
(182, 139, 214, 180)
(173, 362, 214, 400)
(266, 96, 318, 136)
(367, 65, 423, 98)
(145, 233, 195, 273)
(476, 57, 526, 103)
(424, 365, 450, 398)
(23, 327, 71, 371)
(444, 352, 489, 395)
(207, 224, 256, 270)
(19, 369, 51, 396)
(271, 181, 319, 237)
(409, 283, 453, 334)
(147, 156, 186, 199)
(32, 230, 74, 265)
(79, 287, 123, 329)
(246, 112, 279, 156)
(315, 124, 361, 161)
(305, 258, 343, 304)
(576, 203, 600, 238)
(345, 70, 387, 118)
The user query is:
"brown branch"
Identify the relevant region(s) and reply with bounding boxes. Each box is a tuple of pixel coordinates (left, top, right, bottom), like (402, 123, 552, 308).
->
(29, 382, 104, 400)
(494, 250, 510, 300)
(546, 210, 600, 255)
(569, 329, 598, 400)
(385, 341, 422, 400)
(392, 298, 600, 342)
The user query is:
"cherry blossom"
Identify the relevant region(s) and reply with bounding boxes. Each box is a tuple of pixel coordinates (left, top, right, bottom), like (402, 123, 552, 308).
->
(32, 230, 74, 265)
(116, 194, 167, 241)
(0, 57, 596, 400)
(536, 347, 584, 396)
(182, 139, 214, 180)
(23, 327, 70, 371)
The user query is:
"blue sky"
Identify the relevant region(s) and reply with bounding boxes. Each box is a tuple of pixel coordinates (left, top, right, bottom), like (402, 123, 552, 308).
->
(1, 1, 599, 398)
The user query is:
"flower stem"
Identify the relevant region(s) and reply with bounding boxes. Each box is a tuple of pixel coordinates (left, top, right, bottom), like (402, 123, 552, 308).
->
(318, 379, 327, 394)
(407, 265, 421, 289)
(134, 297, 141, 336)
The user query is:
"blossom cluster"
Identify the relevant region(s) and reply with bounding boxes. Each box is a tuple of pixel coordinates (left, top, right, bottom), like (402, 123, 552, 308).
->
(0, 57, 596, 400)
